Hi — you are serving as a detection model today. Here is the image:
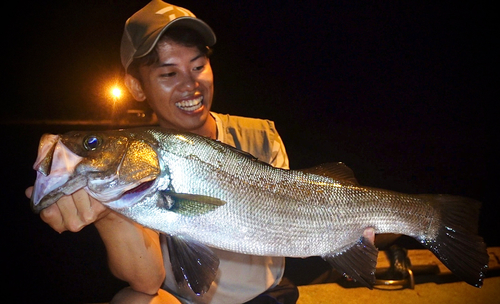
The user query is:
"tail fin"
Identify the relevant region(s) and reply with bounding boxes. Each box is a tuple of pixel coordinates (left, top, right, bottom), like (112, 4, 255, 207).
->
(418, 195, 488, 287)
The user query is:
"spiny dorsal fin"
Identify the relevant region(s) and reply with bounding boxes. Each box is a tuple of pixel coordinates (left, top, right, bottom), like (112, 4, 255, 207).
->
(299, 162, 359, 185)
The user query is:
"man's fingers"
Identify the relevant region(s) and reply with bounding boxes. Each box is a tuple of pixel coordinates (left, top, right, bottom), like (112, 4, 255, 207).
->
(25, 186, 34, 198)
(55, 194, 86, 232)
(363, 227, 376, 245)
(40, 204, 66, 234)
(36, 188, 108, 234)
(72, 189, 95, 223)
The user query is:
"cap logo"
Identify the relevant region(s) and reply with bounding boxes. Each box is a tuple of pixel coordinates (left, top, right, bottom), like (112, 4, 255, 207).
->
(155, 6, 173, 15)
(156, 6, 194, 21)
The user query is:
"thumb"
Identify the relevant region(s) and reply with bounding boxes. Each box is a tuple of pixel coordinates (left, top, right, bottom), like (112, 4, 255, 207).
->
(25, 186, 34, 199)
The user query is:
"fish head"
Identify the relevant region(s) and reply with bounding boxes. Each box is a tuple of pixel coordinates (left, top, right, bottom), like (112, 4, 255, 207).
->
(31, 129, 161, 213)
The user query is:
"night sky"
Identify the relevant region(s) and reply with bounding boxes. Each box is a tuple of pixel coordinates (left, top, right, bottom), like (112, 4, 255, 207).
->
(3, 1, 496, 302)
(7, 1, 494, 126)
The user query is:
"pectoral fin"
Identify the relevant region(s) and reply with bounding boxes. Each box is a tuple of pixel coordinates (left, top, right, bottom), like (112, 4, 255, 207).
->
(322, 236, 378, 288)
(163, 234, 220, 295)
(160, 192, 226, 216)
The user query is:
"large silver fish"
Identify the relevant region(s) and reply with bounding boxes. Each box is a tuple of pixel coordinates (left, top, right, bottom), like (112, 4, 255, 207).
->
(31, 127, 488, 294)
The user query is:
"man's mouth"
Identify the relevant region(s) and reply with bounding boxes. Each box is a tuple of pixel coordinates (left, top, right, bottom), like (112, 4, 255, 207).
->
(175, 96, 203, 112)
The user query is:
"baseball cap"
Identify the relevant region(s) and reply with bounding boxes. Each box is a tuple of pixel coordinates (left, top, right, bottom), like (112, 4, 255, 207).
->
(120, 0, 216, 70)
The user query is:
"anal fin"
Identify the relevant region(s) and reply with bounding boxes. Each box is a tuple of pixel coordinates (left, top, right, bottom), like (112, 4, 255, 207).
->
(323, 236, 378, 288)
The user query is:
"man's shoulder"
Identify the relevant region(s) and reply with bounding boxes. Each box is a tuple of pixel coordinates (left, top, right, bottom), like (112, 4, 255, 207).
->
(211, 112, 288, 167)
(212, 112, 277, 134)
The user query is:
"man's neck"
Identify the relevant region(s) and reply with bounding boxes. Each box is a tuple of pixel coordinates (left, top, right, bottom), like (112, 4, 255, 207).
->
(159, 114, 217, 139)
(193, 114, 217, 139)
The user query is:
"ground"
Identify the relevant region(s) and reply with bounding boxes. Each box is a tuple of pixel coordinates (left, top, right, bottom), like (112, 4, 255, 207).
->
(297, 247, 500, 304)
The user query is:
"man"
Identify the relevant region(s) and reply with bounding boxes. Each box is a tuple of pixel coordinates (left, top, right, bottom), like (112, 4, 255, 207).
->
(26, 1, 375, 303)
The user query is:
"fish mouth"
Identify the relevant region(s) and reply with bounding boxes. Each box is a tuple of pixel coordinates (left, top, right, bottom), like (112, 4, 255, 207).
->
(31, 132, 161, 212)
(123, 180, 155, 196)
(101, 179, 157, 210)
(31, 134, 86, 212)
(175, 96, 203, 112)
(31, 175, 87, 213)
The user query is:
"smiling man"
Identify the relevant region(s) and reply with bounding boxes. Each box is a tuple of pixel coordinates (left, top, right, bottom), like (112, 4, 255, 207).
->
(123, 26, 216, 138)
(29, 1, 295, 303)
(114, 3, 295, 301)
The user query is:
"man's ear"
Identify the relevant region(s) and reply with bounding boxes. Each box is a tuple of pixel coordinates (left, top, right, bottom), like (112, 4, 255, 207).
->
(124, 73, 146, 102)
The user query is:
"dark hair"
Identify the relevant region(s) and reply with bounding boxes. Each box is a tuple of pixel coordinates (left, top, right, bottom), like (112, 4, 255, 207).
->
(127, 26, 213, 81)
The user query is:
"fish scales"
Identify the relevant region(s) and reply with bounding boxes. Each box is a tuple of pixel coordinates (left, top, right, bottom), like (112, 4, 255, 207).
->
(136, 129, 438, 257)
(31, 127, 489, 292)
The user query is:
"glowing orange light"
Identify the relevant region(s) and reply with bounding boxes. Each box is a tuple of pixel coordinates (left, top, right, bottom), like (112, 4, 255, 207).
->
(110, 87, 122, 99)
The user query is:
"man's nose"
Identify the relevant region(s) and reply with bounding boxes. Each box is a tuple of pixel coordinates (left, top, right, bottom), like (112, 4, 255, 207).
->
(179, 73, 199, 91)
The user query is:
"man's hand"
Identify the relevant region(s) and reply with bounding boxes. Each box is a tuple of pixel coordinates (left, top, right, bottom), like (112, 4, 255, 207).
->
(363, 227, 376, 245)
(25, 186, 110, 233)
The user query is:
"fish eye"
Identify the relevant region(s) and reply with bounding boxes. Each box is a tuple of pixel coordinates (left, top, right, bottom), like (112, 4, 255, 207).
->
(83, 135, 102, 151)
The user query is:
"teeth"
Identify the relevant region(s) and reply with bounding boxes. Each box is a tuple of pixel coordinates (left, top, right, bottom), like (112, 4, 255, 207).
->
(175, 96, 203, 111)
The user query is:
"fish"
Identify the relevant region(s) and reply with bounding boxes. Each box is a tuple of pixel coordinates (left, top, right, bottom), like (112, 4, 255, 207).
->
(30, 127, 489, 295)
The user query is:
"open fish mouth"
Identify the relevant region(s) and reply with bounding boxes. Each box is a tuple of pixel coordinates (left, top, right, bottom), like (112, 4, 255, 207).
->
(31, 134, 85, 212)
(124, 180, 156, 195)
(95, 179, 158, 210)
(31, 130, 161, 212)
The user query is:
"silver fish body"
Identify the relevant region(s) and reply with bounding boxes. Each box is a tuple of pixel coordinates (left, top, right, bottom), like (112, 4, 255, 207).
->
(125, 131, 437, 257)
(31, 127, 489, 294)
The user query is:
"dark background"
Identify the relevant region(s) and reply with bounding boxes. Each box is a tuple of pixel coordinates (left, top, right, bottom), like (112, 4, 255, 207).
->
(3, 1, 496, 303)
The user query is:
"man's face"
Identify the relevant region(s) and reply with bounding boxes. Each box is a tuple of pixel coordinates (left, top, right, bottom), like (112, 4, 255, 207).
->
(137, 39, 214, 133)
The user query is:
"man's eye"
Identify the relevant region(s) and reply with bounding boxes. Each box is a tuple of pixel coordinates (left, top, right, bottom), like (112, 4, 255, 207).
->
(193, 65, 204, 71)
(160, 72, 176, 77)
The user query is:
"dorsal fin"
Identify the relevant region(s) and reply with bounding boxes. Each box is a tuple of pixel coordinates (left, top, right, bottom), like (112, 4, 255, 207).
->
(299, 162, 359, 185)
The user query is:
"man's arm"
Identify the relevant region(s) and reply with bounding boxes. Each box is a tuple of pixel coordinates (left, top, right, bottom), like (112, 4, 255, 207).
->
(95, 210, 165, 294)
(26, 187, 165, 295)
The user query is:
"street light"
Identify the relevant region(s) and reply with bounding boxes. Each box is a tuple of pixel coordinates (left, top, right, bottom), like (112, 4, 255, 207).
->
(110, 85, 122, 124)
(111, 86, 122, 99)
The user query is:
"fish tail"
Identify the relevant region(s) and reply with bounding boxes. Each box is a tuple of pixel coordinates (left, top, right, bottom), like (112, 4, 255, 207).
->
(418, 194, 489, 287)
